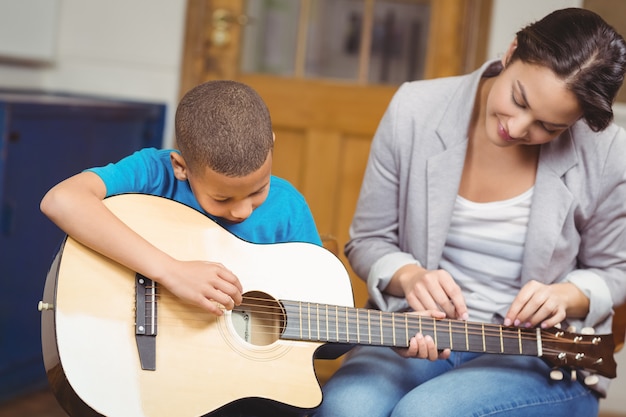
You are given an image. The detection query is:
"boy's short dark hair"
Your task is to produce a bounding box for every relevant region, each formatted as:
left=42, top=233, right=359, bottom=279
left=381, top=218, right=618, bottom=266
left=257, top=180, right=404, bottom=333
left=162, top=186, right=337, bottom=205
left=175, top=80, right=274, bottom=176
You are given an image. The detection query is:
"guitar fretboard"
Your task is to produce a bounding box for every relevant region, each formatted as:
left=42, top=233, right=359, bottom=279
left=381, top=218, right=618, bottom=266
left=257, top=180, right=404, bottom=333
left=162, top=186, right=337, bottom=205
left=281, top=300, right=540, bottom=356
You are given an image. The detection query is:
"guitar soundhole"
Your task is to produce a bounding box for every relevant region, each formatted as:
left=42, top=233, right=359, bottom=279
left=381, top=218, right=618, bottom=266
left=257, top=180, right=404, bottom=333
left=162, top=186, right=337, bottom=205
left=231, top=291, right=285, bottom=346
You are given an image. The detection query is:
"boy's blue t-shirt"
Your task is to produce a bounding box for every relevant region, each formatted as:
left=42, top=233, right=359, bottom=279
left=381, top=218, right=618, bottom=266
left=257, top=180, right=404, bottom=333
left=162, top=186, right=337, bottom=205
left=87, top=148, right=321, bottom=246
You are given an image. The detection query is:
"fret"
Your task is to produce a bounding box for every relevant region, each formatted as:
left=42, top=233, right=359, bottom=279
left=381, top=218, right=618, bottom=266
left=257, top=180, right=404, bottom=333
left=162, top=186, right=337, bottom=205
left=337, top=306, right=355, bottom=344
left=502, top=327, right=521, bottom=354
left=465, top=322, right=469, bottom=350
left=380, top=311, right=395, bottom=346
left=299, top=302, right=304, bottom=340
left=450, top=321, right=468, bottom=351
left=433, top=318, right=452, bottom=350
left=356, top=308, right=361, bottom=343
left=356, top=309, right=371, bottom=345
left=481, top=323, right=486, bottom=351
left=316, top=304, right=320, bottom=341
left=334, top=305, right=339, bottom=342
left=484, top=324, right=503, bottom=353
left=325, top=304, right=329, bottom=341
left=328, top=305, right=338, bottom=342
left=345, top=307, right=350, bottom=343
left=392, top=313, right=396, bottom=346
left=463, top=322, right=486, bottom=352
left=508, top=327, right=539, bottom=356
left=368, top=310, right=382, bottom=345
left=536, top=328, right=542, bottom=356
left=404, top=314, right=409, bottom=346
left=405, top=315, right=418, bottom=343
left=356, top=308, right=372, bottom=345
left=313, top=302, right=321, bottom=341
left=300, top=302, right=311, bottom=340
left=307, top=302, right=312, bottom=341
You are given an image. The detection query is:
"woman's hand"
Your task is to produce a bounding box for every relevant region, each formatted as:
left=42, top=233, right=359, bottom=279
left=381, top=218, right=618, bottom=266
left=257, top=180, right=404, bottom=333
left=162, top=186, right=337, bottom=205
left=505, top=280, right=589, bottom=329
left=387, top=264, right=469, bottom=320
left=394, top=310, right=451, bottom=360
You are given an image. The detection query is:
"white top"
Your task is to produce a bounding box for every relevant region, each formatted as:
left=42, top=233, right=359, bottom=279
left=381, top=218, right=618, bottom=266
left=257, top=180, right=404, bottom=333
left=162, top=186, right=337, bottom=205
left=439, top=187, right=534, bottom=323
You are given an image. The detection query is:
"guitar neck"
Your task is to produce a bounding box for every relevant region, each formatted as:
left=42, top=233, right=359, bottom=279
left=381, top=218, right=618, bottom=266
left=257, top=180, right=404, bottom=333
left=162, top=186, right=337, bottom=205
left=280, top=300, right=541, bottom=357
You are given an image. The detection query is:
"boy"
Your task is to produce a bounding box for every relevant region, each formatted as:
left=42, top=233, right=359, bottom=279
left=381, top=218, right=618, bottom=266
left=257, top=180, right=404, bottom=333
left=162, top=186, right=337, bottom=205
left=40, top=80, right=321, bottom=316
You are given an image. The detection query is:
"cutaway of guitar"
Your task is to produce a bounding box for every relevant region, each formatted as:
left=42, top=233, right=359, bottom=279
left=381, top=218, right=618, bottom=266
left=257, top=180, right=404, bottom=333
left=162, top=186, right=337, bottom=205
left=39, top=194, right=617, bottom=417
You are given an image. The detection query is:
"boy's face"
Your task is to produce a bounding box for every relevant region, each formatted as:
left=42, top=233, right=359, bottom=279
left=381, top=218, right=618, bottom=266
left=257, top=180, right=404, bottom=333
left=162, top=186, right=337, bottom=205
left=171, top=151, right=272, bottom=223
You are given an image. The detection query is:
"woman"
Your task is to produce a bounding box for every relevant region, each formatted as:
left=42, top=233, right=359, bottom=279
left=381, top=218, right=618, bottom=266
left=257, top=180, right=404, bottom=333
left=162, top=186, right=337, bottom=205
left=313, top=8, right=626, bottom=417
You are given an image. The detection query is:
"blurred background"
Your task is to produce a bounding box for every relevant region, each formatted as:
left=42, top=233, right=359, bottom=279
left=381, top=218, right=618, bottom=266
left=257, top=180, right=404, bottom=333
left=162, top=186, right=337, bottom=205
left=0, top=1, right=624, bottom=416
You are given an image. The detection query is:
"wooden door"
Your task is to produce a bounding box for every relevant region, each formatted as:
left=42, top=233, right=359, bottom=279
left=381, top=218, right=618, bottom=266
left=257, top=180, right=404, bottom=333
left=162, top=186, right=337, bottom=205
left=180, top=0, right=491, bottom=384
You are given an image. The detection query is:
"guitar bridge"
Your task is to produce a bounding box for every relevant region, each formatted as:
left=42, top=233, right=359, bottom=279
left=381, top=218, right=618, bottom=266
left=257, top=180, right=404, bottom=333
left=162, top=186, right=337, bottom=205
left=135, top=274, right=157, bottom=370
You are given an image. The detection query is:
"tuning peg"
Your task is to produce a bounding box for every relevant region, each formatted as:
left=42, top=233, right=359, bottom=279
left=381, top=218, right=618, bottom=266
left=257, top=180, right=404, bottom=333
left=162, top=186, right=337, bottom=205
left=550, top=369, right=564, bottom=380
left=584, top=374, right=599, bottom=386
left=581, top=327, right=595, bottom=335
left=567, top=325, right=577, bottom=333
left=571, top=370, right=577, bottom=381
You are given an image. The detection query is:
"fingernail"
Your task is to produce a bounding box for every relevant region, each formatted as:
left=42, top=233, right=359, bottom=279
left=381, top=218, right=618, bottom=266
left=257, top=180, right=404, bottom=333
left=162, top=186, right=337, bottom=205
left=504, top=318, right=512, bottom=326
left=514, top=319, right=521, bottom=327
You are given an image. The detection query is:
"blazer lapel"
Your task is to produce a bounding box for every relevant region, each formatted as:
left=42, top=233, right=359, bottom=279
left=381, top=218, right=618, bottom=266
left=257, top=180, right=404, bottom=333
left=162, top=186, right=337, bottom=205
left=426, top=141, right=467, bottom=269
left=522, top=131, right=577, bottom=283
left=426, top=75, right=476, bottom=269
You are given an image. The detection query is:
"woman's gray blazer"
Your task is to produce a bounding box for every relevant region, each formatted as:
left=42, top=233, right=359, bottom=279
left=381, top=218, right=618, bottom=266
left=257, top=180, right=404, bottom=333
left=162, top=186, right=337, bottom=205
left=346, top=61, right=626, bottom=337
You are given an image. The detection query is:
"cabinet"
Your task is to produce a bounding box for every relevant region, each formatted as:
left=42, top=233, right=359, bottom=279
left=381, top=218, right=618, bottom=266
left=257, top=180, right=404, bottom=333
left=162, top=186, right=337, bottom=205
left=0, top=91, right=165, bottom=402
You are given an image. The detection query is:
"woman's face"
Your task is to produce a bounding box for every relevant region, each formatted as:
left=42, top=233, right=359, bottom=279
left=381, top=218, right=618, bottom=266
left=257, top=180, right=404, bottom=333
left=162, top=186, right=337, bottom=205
left=484, top=58, right=583, bottom=147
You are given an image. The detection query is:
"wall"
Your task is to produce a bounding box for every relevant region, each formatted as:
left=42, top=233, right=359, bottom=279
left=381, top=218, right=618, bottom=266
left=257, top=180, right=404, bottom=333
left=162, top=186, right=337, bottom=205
left=0, top=0, right=186, bottom=148
left=0, top=0, right=624, bottom=414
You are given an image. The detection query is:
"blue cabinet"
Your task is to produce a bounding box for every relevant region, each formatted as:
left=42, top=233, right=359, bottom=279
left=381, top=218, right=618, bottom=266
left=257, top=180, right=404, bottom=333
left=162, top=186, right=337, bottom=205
left=0, top=91, right=165, bottom=402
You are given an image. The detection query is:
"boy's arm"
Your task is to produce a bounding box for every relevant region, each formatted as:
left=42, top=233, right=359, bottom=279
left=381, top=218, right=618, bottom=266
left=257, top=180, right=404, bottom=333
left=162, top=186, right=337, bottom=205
left=40, top=171, right=242, bottom=315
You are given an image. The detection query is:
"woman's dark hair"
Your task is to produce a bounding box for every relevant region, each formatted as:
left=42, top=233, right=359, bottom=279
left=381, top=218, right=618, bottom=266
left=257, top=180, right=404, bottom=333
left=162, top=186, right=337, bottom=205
left=510, top=8, right=626, bottom=131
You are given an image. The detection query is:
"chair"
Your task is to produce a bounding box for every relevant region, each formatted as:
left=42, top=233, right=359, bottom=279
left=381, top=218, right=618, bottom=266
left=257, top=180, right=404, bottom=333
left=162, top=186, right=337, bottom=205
left=320, top=234, right=339, bottom=257
left=613, top=303, right=626, bottom=352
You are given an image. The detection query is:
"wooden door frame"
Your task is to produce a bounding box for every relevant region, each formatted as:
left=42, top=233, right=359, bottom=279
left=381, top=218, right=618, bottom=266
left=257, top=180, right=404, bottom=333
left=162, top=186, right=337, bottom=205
left=179, top=0, right=493, bottom=94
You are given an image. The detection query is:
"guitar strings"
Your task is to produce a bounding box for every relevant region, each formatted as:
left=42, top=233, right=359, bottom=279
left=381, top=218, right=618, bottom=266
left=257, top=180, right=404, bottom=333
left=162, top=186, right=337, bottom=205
left=143, top=292, right=602, bottom=349
left=147, top=291, right=581, bottom=344
left=138, top=292, right=609, bottom=375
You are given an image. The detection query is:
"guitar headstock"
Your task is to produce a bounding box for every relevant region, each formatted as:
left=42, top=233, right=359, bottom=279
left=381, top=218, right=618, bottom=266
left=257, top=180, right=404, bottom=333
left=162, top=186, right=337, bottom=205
left=540, top=327, right=617, bottom=379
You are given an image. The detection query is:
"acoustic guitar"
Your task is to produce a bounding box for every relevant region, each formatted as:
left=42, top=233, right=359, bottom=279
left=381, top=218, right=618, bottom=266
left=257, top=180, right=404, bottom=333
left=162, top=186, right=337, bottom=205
left=39, top=194, right=616, bottom=417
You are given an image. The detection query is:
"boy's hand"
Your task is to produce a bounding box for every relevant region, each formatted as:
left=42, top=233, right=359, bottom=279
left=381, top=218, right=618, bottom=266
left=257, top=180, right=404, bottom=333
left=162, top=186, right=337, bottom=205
left=394, top=310, right=451, bottom=360
left=161, top=260, right=243, bottom=316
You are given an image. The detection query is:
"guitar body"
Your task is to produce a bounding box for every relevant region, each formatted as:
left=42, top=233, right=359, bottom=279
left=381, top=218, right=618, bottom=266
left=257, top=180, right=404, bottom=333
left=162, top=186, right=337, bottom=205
left=40, top=194, right=354, bottom=417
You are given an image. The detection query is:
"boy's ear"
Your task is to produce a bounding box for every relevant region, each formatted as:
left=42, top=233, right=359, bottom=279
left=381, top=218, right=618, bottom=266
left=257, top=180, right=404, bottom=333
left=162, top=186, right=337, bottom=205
left=170, top=151, right=189, bottom=181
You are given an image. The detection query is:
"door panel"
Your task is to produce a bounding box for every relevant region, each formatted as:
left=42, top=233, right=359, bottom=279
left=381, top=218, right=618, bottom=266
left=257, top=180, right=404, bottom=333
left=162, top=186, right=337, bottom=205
left=180, top=0, right=492, bottom=385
